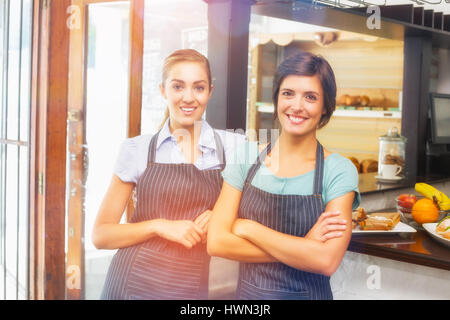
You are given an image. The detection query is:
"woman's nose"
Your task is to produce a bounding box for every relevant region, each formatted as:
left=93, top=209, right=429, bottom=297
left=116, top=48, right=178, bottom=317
left=290, top=97, right=304, bottom=112
left=182, top=89, right=195, bottom=104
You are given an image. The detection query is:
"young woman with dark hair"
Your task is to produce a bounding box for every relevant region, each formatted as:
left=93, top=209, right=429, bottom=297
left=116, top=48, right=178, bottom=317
left=208, top=51, right=360, bottom=300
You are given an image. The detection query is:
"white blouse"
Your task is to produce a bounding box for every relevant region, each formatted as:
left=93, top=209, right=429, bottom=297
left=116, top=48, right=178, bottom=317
left=114, top=119, right=246, bottom=184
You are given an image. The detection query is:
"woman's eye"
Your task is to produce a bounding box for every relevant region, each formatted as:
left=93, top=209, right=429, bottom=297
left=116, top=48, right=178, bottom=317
left=195, top=86, right=205, bottom=92
left=306, top=95, right=317, bottom=101
left=172, top=84, right=183, bottom=90
left=281, top=91, right=293, bottom=96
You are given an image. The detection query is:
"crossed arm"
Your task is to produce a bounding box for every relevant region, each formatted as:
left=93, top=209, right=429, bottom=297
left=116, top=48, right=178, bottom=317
left=207, top=182, right=354, bottom=276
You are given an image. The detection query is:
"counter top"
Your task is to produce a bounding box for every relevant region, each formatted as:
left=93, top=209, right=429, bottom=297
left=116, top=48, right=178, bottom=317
left=359, top=172, right=450, bottom=195
left=349, top=211, right=450, bottom=271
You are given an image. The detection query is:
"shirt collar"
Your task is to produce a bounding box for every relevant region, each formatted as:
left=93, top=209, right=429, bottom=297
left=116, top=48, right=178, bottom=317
left=156, top=119, right=175, bottom=149
left=156, top=118, right=217, bottom=151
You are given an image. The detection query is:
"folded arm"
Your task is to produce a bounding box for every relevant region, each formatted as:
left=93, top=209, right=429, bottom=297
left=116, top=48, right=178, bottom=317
left=207, top=182, right=277, bottom=262
left=233, top=192, right=355, bottom=276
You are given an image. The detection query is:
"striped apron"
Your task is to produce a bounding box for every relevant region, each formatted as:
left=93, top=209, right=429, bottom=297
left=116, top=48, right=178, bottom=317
left=100, top=130, right=225, bottom=300
left=236, top=141, right=333, bottom=300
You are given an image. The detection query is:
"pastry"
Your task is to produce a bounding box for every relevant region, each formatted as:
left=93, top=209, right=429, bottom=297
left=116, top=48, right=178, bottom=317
left=352, top=207, right=367, bottom=229
left=360, top=95, right=370, bottom=106
left=359, top=212, right=400, bottom=231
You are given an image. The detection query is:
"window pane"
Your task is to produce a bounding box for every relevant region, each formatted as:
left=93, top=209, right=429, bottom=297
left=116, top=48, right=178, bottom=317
left=0, top=1, right=4, bottom=125
left=19, top=0, right=32, bottom=143
left=81, top=1, right=130, bottom=300
left=0, top=143, right=4, bottom=300
left=0, top=0, right=31, bottom=301
left=5, top=144, right=18, bottom=300
left=141, top=0, right=208, bottom=134
left=17, top=145, right=28, bottom=299
left=6, top=0, right=21, bottom=141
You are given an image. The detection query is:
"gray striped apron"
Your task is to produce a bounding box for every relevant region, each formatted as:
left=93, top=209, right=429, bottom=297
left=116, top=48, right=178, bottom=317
left=236, top=141, right=333, bottom=300
left=100, top=130, right=225, bottom=300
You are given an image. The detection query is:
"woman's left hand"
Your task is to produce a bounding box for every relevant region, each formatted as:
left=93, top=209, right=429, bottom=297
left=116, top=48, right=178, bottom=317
left=194, top=210, right=212, bottom=243
left=305, top=211, right=347, bottom=243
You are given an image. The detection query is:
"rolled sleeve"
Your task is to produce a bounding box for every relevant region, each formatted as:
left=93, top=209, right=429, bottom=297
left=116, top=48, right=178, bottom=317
left=324, top=157, right=361, bottom=210
left=114, top=138, right=139, bottom=184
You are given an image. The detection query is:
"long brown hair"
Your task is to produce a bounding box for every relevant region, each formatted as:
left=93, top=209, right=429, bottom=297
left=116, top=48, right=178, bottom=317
left=158, top=49, right=212, bottom=129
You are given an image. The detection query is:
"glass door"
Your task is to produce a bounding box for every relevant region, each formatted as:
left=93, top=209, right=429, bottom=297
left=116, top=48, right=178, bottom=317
left=66, top=0, right=135, bottom=300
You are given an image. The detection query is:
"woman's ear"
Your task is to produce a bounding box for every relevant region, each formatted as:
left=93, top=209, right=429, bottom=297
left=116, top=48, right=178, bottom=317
left=208, top=84, right=214, bottom=98
left=159, top=83, right=166, bottom=99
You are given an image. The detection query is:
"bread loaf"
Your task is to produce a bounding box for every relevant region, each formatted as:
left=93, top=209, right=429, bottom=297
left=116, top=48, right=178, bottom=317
left=360, top=159, right=378, bottom=173
left=360, top=95, right=370, bottom=106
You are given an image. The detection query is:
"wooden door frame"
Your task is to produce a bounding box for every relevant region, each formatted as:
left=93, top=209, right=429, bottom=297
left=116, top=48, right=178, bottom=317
left=29, top=0, right=144, bottom=300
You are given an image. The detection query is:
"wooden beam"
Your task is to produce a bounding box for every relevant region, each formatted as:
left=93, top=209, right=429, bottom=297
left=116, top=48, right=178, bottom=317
left=128, top=0, right=144, bottom=139
left=126, top=0, right=144, bottom=221
left=66, top=0, right=88, bottom=300
left=30, top=0, right=71, bottom=300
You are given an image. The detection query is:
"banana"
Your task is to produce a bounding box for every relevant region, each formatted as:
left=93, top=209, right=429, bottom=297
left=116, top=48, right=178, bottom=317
left=439, top=201, right=450, bottom=211
left=415, top=183, right=450, bottom=211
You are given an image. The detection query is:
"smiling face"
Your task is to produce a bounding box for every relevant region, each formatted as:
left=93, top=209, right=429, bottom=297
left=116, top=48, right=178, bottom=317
left=276, top=74, right=326, bottom=138
left=160, top=61, right=212, bottom=131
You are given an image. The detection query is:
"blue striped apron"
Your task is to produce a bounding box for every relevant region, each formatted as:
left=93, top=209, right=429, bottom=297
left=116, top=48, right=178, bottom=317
left=100, top=130, right=225, bottom=300
left=236, top=141, right=333, bottom=300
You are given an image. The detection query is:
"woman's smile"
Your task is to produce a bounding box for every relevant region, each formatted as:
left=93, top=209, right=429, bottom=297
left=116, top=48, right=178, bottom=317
left=285, top=113, right=309, bottom=125
left=180, top=105, right=198, bottom=116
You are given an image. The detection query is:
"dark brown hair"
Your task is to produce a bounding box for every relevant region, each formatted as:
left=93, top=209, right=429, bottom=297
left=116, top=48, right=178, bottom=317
left=272, top=51, right=336, bottom=129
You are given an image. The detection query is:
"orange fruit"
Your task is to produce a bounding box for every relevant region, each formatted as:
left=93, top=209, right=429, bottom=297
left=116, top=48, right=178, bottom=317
left=411, top=198, right=439, bottom=224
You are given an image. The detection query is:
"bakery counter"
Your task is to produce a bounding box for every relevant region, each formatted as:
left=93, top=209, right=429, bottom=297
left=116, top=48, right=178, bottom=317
left=358, top=172, right=450, bottom=195
left=349, top=218, right=450, bottom=271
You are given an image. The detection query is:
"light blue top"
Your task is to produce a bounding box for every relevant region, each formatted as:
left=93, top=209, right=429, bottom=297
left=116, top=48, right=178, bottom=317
left=221, top=141, right=361, bottom=210
left=114, top=119, right=246, bottom=184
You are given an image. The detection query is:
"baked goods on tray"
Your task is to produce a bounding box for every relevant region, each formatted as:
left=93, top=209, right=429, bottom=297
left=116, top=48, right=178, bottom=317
left=352, top=207, right=367, bottom=229
left=352, top=207, right=400, bottom=231
left=359, top=212, right=401, bottom=231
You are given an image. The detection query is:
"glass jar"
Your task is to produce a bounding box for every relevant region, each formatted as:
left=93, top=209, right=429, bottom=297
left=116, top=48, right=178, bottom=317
left=378, top=127, right=407, bottom=179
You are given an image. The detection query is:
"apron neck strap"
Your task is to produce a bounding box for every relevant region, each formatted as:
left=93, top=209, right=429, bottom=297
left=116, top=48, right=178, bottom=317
left=147, top=128, right=227, bottom=169
left=244, top=140, right=324, bottom=195
left=147, top=130, right=161, bottom=165
left=213, top=130, right=226, bottom=170
left=313, top=141, right=324, bottom=195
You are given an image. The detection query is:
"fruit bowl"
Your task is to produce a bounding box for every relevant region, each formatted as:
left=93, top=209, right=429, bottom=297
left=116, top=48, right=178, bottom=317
left=395, top=195, right=419, bottom=223
left=396, top=196, right=449, bottom=226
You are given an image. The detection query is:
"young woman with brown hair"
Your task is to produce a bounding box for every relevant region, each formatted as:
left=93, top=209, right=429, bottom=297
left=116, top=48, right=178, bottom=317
left=208, top=51, right=360, bottom=300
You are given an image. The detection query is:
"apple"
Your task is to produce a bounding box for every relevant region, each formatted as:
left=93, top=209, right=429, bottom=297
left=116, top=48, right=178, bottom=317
left=397, top=194, right=417, bottom=209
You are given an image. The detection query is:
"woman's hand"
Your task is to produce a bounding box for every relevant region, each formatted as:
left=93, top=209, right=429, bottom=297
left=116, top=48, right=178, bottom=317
left=155, top=219, right=205, bottom=249
left=194, top=210, right=212, bottom=243
left=305, top=211, right=347, bottom=243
